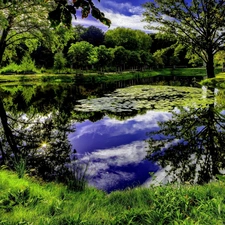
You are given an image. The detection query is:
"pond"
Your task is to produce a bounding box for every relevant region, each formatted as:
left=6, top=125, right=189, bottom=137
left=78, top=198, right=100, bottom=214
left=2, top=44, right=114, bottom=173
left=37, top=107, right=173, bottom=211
left=0, top=80, right=224, bottom=192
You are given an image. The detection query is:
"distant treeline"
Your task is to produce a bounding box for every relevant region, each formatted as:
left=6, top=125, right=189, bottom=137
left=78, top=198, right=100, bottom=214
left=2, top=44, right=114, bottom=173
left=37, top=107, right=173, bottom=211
left=1, top=26, right=208, bottom=74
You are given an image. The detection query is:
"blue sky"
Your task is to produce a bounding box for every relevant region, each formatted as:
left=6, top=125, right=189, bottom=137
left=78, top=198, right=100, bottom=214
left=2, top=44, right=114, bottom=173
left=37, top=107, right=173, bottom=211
left=72, top=0, right=149, bottom=32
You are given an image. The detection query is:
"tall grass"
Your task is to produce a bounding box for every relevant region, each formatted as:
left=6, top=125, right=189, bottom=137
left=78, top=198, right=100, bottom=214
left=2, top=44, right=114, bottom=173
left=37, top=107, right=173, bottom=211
left=1, top=169, right=225, bottom=224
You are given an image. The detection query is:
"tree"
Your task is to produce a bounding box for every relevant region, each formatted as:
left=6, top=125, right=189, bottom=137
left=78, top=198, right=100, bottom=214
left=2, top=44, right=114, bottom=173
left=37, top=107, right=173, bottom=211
left=73, top=25, right=87, bottom=42
left=104, top=27, right=152, bottom=51
left=147, top=101, right=225, bottom=184
left=0, top=0, right=110, bottom=171
left=67, top=41, right=93, bottom=71
left=138, top=50, right=153, bottom=70
left=90, top=45, right=113, bottom=72
left=112, top=46, right=129, bottom=72
left=47, top=0, right=111, bottom=28
left=54, top=51, right=67, bottom=73
left=127, top=51, right=141, bottom=71
left=81, top=26, right=104, bottom=46
left=0, top=0, right=110, bottom=67
left=0, top=0, right=54, bottom=67
left=143, top=0, right=225, bottom=78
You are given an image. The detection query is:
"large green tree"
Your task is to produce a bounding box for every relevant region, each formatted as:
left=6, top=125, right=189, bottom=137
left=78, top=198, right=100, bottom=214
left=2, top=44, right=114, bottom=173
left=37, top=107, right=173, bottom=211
left=68, top=41, right=93, bottom=70
left=0, top=0, right=110, bottom=166
left=90, top=45, right=113, bottom=72
left=143, top=0, right=225, bottom=78
left=0, top=0, right=54, bottom=66
left=81, top=26, right=104, bottom=46
left=104, top=27, right=152, bottom=51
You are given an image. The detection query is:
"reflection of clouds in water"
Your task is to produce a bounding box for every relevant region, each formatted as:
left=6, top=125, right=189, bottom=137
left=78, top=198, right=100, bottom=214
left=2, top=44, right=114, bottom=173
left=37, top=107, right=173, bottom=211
left=68, top=110, right=172, bottom=191
left=80, top=141, right=149, bottom=190
left=89, top=171, right=135, bottom=191
left=70, top=111, right=172, bottom=140
left=82, top=141, right=147, bottom=166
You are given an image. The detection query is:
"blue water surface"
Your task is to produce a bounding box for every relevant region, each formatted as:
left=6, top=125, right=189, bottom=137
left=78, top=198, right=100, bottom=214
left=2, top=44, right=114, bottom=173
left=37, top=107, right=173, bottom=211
left=69, top=110, right=172, bottom=192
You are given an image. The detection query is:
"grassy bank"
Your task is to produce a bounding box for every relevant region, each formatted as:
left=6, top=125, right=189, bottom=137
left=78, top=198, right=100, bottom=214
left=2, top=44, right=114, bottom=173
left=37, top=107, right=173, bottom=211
left=0, top=67, right=219, bottom=85
left=200, top=72, right=225, bottom=88
left=1, top=169, right=225, bottom=224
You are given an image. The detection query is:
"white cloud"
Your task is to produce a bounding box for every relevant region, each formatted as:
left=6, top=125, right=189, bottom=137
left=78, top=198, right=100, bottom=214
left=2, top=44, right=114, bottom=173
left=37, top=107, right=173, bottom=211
left=104, top=11, right=149, bottom=31
left=71, top=1, right=153, bottom=32
left=72, top=13, right=150, bottom=32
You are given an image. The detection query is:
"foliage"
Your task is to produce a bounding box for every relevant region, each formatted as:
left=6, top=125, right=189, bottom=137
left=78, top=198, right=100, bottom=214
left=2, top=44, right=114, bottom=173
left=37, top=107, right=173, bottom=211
left=90, top=45, right=113, bottom=71
left=53, top=52, right=67, bottom=73
left=1, top=169, right=225, bottom=224
left=0, top=55, right=37, bottom=74
left=0, top=0, right=55, bottom=66
left=139, top=50, right=153, bottom=69
left=127, top=51, right=141, bottom=69
left=19, top=54, right=37, bottom=73
left=143, top=0, right=225, bottom=78
left=214, top=51, right=225, bottom=69
left=47, top=0, right=111, bottom=28
left=112, top=46, right=129, bottom=70
left=67, top=41, right=94, bottom=70
left=147, top=102, right=225, bottom=184
left=80, top=25, right=104, bottom=46
left=0, top=63, right=20, bottom=74
left=50, top=24, right=75, bottom=53
left=104, top=27, right=152, bottom=51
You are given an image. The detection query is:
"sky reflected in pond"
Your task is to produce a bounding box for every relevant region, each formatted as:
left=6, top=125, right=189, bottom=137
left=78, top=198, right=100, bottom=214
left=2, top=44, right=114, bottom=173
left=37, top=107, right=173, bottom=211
left=69, top=111, right=172, bottom=192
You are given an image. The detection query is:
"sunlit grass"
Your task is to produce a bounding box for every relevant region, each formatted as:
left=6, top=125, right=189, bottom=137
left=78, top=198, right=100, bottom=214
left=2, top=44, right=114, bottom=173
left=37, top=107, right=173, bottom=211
left=1, top=169, right=225, bottom=224
left=200, top=72, right=225, bottom=88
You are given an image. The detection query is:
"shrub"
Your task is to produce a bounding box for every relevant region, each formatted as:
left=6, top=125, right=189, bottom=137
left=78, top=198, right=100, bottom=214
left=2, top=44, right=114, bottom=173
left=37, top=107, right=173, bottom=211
left=53, top=52, right=67, bottom=73
left=0, top=63, right=19, bottom=74
left=19, top=55, right=37, bottom=74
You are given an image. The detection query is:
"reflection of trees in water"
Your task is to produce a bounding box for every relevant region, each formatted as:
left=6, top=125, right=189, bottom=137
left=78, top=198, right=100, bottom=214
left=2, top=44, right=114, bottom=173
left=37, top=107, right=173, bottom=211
left=0, top=85, right=77, bottom=180
left=0, top=83, right=148, bottom=181
left=147, top=100, right=225, bottom=184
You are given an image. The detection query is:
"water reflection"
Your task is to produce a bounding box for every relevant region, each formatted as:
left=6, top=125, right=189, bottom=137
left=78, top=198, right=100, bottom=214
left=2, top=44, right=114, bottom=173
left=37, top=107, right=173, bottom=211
left=69, top=111, right=171, bottom=192
left=147, top=91, right=225, bottom=184
left=1, top=82, right=220, bottom=192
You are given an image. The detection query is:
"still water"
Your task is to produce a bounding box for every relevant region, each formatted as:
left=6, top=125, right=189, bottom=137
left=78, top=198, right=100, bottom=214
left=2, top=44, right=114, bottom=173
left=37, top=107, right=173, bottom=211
left=1, top=81, right=224, bottom=192
left=69, top=111, right=171, bottom=192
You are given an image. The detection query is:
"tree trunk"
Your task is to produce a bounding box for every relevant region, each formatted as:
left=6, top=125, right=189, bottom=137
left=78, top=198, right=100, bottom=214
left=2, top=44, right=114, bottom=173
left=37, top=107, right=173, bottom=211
left=0, top=15, right=13, bottom=66
left=0, top=98, right=19, bottom=160
left=206, top=50, right=215, bottom=78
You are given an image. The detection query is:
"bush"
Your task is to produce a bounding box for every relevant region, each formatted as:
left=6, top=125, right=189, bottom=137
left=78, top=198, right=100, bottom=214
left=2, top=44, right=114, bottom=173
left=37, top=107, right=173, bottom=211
left=53, top=52, right=67, bottom=73
left=0, top=55, right=37, bottom=75
left=19, top=55, right=37, bottom=74
left=0, top=63, right=19, bottom=74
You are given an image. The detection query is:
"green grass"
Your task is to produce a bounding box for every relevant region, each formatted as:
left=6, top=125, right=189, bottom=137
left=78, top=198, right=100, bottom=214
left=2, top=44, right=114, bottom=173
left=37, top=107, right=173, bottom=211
left=0, top=67, right=216, bottom=85
left=1, top=169, right=225, bottom=224
left=200, top=71, right=225, bottom=88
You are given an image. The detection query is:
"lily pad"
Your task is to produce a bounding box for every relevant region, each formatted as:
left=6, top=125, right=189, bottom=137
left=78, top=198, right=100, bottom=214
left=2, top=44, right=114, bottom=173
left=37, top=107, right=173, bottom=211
left=74, top=85, right=214, bottom=113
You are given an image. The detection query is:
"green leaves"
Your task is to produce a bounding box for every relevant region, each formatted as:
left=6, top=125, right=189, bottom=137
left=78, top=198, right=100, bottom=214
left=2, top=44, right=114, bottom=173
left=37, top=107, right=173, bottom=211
left=48, top=5, right=62, bottom=27
left=48, top=0, right=111, bottom=27
left=99, top=17, right=111, bottom=27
